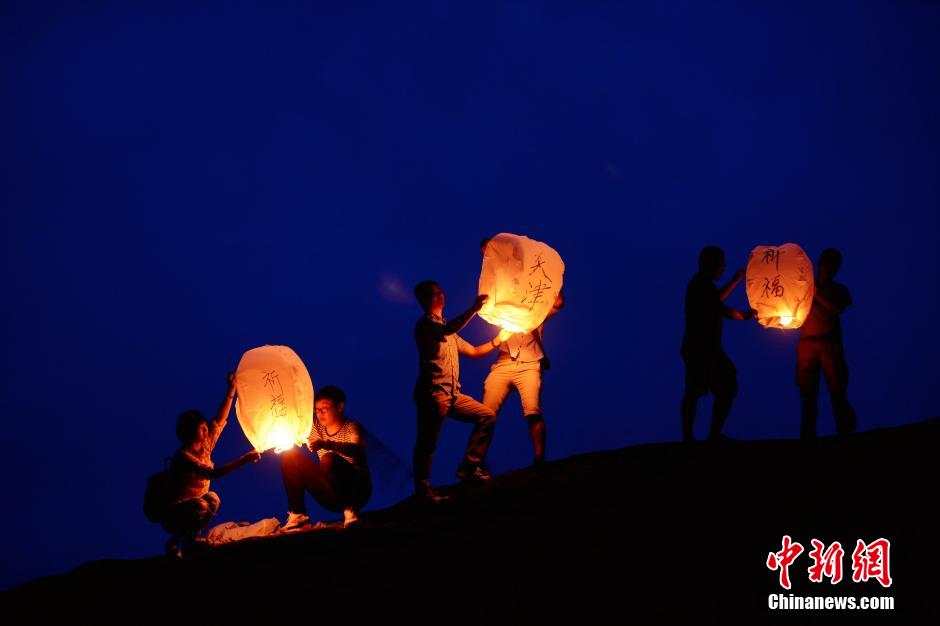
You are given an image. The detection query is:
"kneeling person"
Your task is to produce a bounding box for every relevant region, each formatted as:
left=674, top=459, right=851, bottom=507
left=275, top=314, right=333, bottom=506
left=281, top=386, right=372, bottom=530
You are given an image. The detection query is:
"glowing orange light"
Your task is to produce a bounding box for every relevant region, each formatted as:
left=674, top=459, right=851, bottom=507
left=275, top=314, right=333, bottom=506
left=478, top=233, right=565, bottom=334
left=235, top=345, right=314, bottom=452
left=745, top=243, right=814, bottom=330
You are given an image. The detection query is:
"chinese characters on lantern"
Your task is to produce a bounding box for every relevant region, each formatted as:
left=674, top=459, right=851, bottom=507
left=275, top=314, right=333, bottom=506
left=745, top=243, right=814, bottom=329
left=478, top=233, right=565, bottom=333
left=521, top=255, right=554, bottom=312
left=263, top=370, right=289, bottom=420
left=767, top=536, right=892, bottom=589
left=234, top=345, right=314, bottom=453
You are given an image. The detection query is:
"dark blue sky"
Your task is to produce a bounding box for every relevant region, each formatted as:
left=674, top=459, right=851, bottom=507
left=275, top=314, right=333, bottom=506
left=2, top=1, right=938, bottom=590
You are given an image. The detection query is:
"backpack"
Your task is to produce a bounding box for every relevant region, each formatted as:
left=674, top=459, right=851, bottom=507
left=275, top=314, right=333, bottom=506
left=143, top=457, right=174, bottom=523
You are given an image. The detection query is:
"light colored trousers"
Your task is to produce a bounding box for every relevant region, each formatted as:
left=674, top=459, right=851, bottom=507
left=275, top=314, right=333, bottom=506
left=483, top=361, right=543, bottom=418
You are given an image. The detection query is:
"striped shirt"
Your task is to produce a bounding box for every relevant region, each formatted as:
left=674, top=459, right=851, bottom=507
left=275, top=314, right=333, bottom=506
left=308, top=418, right=369, bottom=471
left=170, top=417, right=225, bottom=504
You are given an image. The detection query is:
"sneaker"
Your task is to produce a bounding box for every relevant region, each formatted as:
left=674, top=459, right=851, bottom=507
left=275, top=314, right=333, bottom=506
left=343, top=508, right=360, bottom=528
left=282, top=511, right=311, bottom=533
left=455, top=463, right=493, bottom=484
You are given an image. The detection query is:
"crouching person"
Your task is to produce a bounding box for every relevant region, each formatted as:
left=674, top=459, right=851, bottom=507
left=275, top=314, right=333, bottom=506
left=280, top=386, right=372, bottom=531
left=163, top=373, right=261, bottom=558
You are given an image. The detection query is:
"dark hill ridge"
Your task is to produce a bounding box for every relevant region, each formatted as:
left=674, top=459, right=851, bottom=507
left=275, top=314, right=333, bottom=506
left=4, top=419, right=938, bottom=624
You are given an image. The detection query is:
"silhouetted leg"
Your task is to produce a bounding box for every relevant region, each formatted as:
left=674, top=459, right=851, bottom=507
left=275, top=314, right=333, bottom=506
left=682, top=356, right=703, bottom=442
left=680, top=394, right=698, bottom=442
left=797, top=338, right=821, bottom=439
left=450, top=393, right=497, bottom=467
left=707, top=354, right=738, bottom=440
left=516, top=367, right=545, bottom=461
left=526, top=414, right=546, bottom=462
left=821, top=339, right=856, bottom=435
left=708, top=395, right=733, bottom=440
left=413, top=392, right=448, bottom=493
left=320, top=452, right=372, bottom=512
left=281, top=448, right=340, bottom=514
left=195, top=491, right=220, bottom=536
left=799, top=391, right=819, bottom=439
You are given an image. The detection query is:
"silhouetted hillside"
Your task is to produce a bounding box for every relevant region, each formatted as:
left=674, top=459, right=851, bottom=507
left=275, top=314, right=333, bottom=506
left=4, top=419, right=937, bottom=624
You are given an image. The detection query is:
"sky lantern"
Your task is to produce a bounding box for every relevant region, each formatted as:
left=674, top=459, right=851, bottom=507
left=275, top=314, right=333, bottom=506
left=745, top=243, right=815, bottom=329
left=479, top=233, right=565, bottom=333
left=234, top=345, right=313, bottom=453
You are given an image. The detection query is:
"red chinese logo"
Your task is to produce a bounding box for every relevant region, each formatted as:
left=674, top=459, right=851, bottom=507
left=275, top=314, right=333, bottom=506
left=851, top=538, right=893, bottom=588
left=807, top=539, right=844, bottom=584
left=767, top=536, right=892, bottom=588
left=766, top=535, right=804, bottom=590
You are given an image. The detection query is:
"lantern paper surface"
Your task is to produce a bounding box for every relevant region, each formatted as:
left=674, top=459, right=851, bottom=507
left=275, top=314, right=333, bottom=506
left=234, top=345, right=313, bottom=452
left=745, top=243, right=814, bottom=329
left=478, top=233, right=565, bottom=333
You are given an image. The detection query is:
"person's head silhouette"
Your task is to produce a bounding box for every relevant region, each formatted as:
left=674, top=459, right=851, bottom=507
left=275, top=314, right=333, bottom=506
left=698, top=245, right=726, bottom=281
left=415, top=280, right=445, bottom=315
left=818, top=248, right=843, bottom=281
left=176, top=410, right=208, bottom=447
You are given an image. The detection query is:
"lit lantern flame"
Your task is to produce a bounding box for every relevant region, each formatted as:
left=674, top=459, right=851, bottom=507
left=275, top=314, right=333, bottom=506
left=478, top=233, right=565, bottom=334
left=269, top=424, right=295, bottom=454
left=745, top=243, right=814, bottom=330
left=234, top=345, right=314, bottom=453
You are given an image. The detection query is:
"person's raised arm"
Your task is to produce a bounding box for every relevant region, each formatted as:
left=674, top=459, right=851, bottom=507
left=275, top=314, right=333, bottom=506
left=211, top=449, right=262, bottom=479
left=723, top=304, right=757, bottom=321
left=214, top=373, right=237, bottom=426
left=458, top=328, right=513, bottom=359
left=443, top=295, right=488, bottom=335
left=718, top=269, right=746, bottom=302
left=812, top=283, right=851, bottom=316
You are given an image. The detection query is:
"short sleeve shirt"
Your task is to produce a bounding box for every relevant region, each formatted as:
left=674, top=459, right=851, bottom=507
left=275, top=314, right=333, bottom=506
left=308, top=418, right=369, bottom=471
left=170, top=417, right=225, bottom=504
left=681, top=273, right=728, bottom=357
left=495, top=330, right=544, bottom=369
left=415, top=313, right=472, bottom=395
left=800, top=280, right=851, bottom=339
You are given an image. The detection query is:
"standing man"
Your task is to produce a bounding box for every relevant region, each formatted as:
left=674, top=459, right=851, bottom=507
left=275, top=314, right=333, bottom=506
left=412, top=280, right=510, bottom=503
left=680, top=246, right=756, bottom=443
left=480, top=238, right=564, bottom=468
left=796, top=248, right=856, bottom=439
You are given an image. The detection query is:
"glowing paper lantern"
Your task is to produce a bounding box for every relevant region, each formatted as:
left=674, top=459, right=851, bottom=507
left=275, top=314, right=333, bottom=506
left=745, top=243, right=814, bottom=329
left=234, top=345, right=313, bottom=452
left=479, top=233, right=565, bottom=333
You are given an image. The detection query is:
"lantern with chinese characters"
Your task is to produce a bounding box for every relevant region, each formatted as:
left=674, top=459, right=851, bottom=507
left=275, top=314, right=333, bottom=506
left=234, top=345, right=313, bottom=452
left=745, top=243, right=814, bottom=329
left=478, top=233, right=565, bottom=333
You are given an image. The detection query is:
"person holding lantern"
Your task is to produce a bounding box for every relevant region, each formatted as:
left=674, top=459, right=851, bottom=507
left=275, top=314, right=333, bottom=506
left=412, top=280, right=511, bottom=503
left=479, top=237, right=565, bottom=468
left=163, top=373, right=262, bottom=558
left=680, top=246, right=757, bottom=443
left=280, top=385, right=372, bottom=531
left=796, top=248, right=857, bottom=439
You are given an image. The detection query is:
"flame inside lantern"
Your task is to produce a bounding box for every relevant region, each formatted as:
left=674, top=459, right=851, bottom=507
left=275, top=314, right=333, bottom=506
left=269, top=423, right=295, bottom=453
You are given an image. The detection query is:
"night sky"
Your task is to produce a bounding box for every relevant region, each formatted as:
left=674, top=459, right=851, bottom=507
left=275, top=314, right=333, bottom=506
left=2, top=1, right=938, bottom=591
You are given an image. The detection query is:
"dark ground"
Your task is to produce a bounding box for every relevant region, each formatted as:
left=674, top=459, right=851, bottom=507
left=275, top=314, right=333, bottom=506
left=3, top=418, right=937, bottom=624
